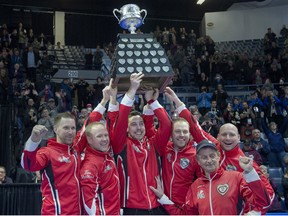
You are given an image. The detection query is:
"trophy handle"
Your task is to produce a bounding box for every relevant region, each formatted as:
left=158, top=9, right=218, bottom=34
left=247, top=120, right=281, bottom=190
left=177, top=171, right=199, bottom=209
left=113, top=9, right=121, bottom=23
left=140, top=9, right=147, bottom=24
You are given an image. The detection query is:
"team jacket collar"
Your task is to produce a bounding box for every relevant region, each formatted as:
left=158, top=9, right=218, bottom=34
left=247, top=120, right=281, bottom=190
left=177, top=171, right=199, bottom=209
left=199, top=167, right=224, bottom=181
left=85, top=145, right=112, bottom=157
left=47, top=138, right=71, bottom=152
left=221, top=144, right=241, bottom=157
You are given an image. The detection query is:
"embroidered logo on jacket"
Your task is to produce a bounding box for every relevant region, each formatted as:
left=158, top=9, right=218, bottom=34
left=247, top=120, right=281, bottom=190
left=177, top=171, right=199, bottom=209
left=226, top=164, right=237, bottom=171
left=81, top=170, right=94, bottom=179
left=180, top=158, right=190, bottom=169
left=104, top=165, right=112, bottom=173
left=167, top=153, right=172, bottom=163
left=217, top=184, right=229, bottom=196
left=132, top=144, right=141, bottom=153
left=58, top=156, right=71, bottom=163
left=197, top=190, right=205, bottom=199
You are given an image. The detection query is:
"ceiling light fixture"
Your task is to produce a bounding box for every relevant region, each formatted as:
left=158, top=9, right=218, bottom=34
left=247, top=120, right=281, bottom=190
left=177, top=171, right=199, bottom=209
left=197, top=0, right=205, bottom=5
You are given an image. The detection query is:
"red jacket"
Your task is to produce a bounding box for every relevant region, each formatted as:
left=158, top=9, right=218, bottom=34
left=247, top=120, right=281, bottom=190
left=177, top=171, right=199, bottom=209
left=177, top=104, right=274, bottom=213
left=21, top=107, right=104, bottom=215
left=161, top=141, right=199, bottom=205
left=160, top=167, right=269, bottom=215
left=22, top=138, right=82, bottom=215
left=111, top=95, right=171, bottom=209
left=80, top=145, right=120, bottom=215
left=143, top=110, right=200, bottom=206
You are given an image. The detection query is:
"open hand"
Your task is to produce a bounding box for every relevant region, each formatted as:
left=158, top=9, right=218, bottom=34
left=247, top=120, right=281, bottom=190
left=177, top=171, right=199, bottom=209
left=149, top=176, right=164, bottom=199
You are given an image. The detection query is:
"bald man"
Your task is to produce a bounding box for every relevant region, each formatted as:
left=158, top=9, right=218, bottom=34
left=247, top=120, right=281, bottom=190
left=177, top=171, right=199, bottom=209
left=165, top=87, right=274, bottom=214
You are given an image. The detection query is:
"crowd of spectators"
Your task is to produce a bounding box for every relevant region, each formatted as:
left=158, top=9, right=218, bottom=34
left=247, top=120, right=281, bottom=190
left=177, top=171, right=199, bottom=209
left=1, top=20, right=288, bottom=212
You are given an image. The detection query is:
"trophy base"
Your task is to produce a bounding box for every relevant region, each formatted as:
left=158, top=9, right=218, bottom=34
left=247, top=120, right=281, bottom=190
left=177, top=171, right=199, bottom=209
left=111, top=33, right=174, bottom=93
left=113, top=73, right=173, bottom=93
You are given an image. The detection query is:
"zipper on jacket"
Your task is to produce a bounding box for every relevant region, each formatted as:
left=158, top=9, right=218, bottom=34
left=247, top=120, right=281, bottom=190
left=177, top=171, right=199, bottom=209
left=142, top=148, right=152, bottom=209
left=170, top=151, right=178, bottom=200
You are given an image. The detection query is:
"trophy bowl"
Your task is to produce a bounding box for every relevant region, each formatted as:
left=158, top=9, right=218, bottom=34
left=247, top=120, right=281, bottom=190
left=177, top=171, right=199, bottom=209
left=113, top=4, right=147, bottom=33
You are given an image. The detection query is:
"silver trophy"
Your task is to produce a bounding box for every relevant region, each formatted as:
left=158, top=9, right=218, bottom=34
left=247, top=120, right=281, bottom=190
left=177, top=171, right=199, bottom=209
left=113, top=4, right=147, bottom=34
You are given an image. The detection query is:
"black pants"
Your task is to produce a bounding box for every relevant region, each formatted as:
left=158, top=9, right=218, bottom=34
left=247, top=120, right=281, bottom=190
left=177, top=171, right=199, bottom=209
left=123, top=206, right=167, bottom=215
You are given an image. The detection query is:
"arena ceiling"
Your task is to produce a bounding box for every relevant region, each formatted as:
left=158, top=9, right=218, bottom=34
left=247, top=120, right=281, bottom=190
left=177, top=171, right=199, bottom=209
left=1, top=0, right=266, bottom=21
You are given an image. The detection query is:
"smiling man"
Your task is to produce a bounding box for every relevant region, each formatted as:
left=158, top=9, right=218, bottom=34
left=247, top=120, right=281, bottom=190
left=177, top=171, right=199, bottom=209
left=111, top=72, right=172, bottom=214
left=163, top=87, right=274, bottom=214
left=80, top=122, right=120, bottom=215
left=150, top=140, right=269, bottom=215
left=21, top=112, right=83, bottom=215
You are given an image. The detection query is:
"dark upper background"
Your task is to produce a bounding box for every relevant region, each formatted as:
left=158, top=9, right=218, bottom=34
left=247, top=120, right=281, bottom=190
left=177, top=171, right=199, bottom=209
left=0, top=0, right=267, bottom=46
left=0, top=0, right=266, bottom=21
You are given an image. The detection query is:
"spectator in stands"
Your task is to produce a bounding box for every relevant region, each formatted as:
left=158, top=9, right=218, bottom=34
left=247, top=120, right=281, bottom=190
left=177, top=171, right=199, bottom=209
left=0, top=68, right=9, bottom=104
left=1, top=28, right=9, bottom=48
left=80, top=108, right=89, bottom=120
left=94, top=45, right=103, bottom=70
left=189, top=105, right=202, bottom=121
left=261, top=111, right=288, bottom=169
left=264, top=28, right=277, bottom=47
left=47, top=92, right=64, bottom=118
left=249, top=91, right=265, bottom=131
left=232, top=97, right=243, bottom=112
left=178, top=56, right=192, bottom=86
left=268, top=63, right=284, bottom=84
left=22, top=45, right=41, bottom=83
left=263, top=90, right=283, bottom=125
left=171, top=68, right=182, bottom=86
left=60, top=78, right=74, bottom=111
left=197, top=86, right=212, bottom=116
left=251, top=129, right=270, bottom=166
left=241, top=140, right=262, bottom=166
left=212, top=84, right=228, bottom=110
left=282, top=156, right=288, bottom=209
left=93, top=77, right=105, bottom=106
left=38, top=84, right=53, bottom=103
left=10, top=48, right=22, bottom=69
left=27, top=28, right=35, bottom=46
left=223, top=59, right=239, bottom=85
left=10, top=29, right=19, bottom=49
left=84, top=49, right=93, bottom=70
left=282, top=86, right=288, bottom=112
left=212, top=73, right=225, bottom=89
left=23, top=107, right=38, bottom=143
left=9, top=63, right=24, bottom=84
left=280, top=25, right=288, bottom=38
left=260, top=165, right=284, bottom=213
left=76, top=113, right=85, bottom=131
left=269, top=41, right=280, bottom=60
left=239, top=101, right=254, bottom=141
left=38, top=33, right=47, bottom=51
left=0, top=166, right=13, bottom=184
left=198, top=72, right=210, bottom=92
left=54, top=41, right=64, bottom=50
left=17, top=22, right=27, bottom=51
left=8, top=78, right=21, bottom=103
left=223, top=102, right=241, bottom=127
left=75, top=78, right=89, bottom=109
left=251, top=68, right=265, bottom=86
left=37, top=108, right=55, bottom=147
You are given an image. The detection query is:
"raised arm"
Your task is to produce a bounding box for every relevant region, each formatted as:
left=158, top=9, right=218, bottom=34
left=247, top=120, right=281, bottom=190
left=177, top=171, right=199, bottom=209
left=107, top=80, right=118, bottom=140
left=21, top=125, right=49, bottom=171
left=73, top=85, right=111, bottom=152
left=239, top=156, right=271, bottom=213
left=145, top=88, right=171, bottom=156
left=111, top=72, right=144, bottom=154
left=165, top=87, right=219, bottom=145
